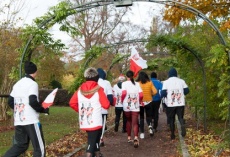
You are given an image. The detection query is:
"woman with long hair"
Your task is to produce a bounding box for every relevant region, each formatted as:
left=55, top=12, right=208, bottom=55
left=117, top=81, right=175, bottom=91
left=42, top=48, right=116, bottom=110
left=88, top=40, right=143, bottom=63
left=121, top=70, right=143, bottom=148
left=136, top=71, right=157, bottom=139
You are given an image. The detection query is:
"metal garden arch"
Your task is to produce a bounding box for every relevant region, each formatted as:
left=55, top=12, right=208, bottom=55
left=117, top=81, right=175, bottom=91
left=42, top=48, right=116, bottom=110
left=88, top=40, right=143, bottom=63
left=20, top=0, right=229, bottom=132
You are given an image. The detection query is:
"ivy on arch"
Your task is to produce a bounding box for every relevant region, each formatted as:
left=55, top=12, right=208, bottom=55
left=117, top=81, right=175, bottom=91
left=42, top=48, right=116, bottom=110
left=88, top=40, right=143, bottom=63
left=146, top=34, right=209, bottom=131
left=16, top=0, right=229, bottom=128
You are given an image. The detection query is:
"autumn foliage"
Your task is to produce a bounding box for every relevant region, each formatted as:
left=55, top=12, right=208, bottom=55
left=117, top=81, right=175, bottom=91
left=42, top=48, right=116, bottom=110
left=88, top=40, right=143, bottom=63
left=163, top=0, right=230, bottom=30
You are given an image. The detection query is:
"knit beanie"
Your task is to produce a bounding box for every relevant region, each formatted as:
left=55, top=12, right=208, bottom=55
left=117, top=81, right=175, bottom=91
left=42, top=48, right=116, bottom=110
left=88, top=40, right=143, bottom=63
left=97, top=68, right=106, bottom=79
left=84, top=67, right=99, bottom=82
left=151, top=72, right=157, bottom=78
left=168, top=68, right=178, bottom=77
left=24, top=61, right=37, bottom=74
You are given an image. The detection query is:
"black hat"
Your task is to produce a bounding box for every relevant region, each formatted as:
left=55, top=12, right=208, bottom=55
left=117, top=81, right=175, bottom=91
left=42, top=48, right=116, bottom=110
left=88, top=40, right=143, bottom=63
left=151, top=72, right=157, bottom=78
left=24, top=61, right=37, bottom=74
left=168, top=67, right=177, bottom=77
left=97, top=68, right=106, bottom=79
left=84, top=67, right=99, bottom=82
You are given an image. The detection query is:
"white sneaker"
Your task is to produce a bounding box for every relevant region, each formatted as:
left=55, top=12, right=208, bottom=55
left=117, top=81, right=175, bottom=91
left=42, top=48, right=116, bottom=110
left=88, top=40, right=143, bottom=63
left=140, top=133, right=145, bottom=139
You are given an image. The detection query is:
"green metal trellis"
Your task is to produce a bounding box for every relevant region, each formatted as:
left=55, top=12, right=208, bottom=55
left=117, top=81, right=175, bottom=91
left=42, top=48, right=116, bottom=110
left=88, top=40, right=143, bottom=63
left=19, top=0, right=229, bottom=133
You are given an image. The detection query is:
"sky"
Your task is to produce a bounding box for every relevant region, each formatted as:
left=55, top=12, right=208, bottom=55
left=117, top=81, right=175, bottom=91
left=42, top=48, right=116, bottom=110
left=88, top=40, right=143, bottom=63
left=1, top=0, right=164, bottom=46
left=17, top=0, right=71, bottom=44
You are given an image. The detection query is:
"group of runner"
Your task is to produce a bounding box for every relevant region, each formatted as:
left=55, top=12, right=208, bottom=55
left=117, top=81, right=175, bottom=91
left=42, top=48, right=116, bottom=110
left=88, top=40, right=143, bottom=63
left=4, top=62, right=189, bottom=157
left=70, top=67, right=189, bottom=157
left=112, top=68, right=189, bottom=150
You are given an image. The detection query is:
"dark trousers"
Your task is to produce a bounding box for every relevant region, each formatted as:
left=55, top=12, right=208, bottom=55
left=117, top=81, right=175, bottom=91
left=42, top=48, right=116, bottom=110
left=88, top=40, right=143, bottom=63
left=163, top=103, right=170, bottom=125
left=86, top=129, right=102, bottom=154
left=139, top=103, right=152, bottom=133
left=167, top=106, right=185, bottom=136
left=4, top=123, right=45, bottom=157
left=151, top=100, right=161, bottom=129
left=115, top=107, right=127, bottom=131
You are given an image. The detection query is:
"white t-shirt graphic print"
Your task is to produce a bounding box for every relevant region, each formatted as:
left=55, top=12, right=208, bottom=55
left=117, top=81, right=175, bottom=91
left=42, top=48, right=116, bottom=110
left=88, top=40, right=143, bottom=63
left=168, top=89, right=184, bottom=106
left=14, top=97, right=26, bottom=122
left=10, top=77, right=40, bottom=126
left=122, top=81, right=142, bottom=112
left=98, top=78, right=112, bottom=114
left=126, top=93, right=139, bottom=110
left=113, top=84, right=123, bottom=108
left=162, top=77, right=188, bottom=107
left=78, top=91, right=103, bottom=129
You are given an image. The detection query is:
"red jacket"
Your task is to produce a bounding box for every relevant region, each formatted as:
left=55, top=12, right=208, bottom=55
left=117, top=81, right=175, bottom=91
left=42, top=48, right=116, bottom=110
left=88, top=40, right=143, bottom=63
left=69, top=81, right=110, bottom=112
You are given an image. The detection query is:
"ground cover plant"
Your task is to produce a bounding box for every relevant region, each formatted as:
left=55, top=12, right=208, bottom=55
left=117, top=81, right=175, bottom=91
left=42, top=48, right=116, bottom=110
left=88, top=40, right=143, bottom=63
left=184, top=108, right=230, bottom=157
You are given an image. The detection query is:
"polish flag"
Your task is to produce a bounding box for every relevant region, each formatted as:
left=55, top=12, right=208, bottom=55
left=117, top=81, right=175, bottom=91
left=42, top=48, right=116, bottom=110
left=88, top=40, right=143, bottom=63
left=42, top=88, right=58, bottom=109
left=129, top=47, right=148, bottom=77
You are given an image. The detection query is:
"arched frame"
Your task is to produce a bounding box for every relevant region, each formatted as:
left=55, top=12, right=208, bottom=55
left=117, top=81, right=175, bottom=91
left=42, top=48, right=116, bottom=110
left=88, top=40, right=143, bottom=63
left=20, top=0, right=229, bottom=77
left=20, top=0, right=229, bottom=131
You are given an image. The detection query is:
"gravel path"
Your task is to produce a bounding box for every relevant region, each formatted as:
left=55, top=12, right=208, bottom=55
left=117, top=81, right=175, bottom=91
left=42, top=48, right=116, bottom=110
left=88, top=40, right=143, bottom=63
left=99, top=111, right=183, bottom=157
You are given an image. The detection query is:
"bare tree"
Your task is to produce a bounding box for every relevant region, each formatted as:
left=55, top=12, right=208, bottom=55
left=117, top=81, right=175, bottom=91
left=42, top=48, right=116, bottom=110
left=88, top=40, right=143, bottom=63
left=67, top=1, right=150, bottom=54
left=0, top=0, right=27, bottom=120
left=64, top=0, right=151, bottom=79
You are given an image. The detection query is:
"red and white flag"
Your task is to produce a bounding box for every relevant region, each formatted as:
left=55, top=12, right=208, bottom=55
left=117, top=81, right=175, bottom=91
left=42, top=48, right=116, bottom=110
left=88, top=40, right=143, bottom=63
left=42, top=88, right=58, bottom=109
left=129, top=47, right=148, bottom=77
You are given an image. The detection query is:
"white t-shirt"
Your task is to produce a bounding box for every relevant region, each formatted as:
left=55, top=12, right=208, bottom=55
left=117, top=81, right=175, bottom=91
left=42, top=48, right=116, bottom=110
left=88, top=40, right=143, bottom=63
left=113, top=84, right=123, bottom=108
left=162, top=77, right=188, bottom=107
left=10, top=77, right=39, bottom=126
left=122, top=81, right=142, bottom=112
left=78, top=90, right=102, bottom=130
left=98, top=78, right=112, bottom=114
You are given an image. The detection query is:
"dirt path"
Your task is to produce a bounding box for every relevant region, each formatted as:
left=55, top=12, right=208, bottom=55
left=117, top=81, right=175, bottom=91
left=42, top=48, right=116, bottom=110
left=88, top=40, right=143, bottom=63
left=98, top=112, right=181, bottom=157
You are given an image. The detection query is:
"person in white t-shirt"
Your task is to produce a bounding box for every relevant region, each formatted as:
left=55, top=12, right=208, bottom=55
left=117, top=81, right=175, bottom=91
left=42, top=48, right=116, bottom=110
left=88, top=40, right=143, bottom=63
left=161, top=68, right=189, bottom=140
left=121, top=70, right=143, bottom=148
left=4, top=61, right=49, bottom=157
left=97, top=68, right=113, bottom=147
left=113, top=74, right=127, bottom=133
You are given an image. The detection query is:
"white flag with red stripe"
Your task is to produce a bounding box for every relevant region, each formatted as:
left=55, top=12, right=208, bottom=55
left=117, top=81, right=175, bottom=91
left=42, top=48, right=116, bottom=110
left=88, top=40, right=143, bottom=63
left=129, top=47, right=148, bottom=77
left=42, top=88, right=58, bottom=109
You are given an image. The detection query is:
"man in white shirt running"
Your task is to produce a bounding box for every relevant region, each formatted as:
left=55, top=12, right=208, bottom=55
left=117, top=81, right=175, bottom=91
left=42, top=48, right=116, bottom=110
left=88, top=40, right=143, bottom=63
left=161, top=67, right=189, bottom=140
left=4, top=61, right=49, bottom=157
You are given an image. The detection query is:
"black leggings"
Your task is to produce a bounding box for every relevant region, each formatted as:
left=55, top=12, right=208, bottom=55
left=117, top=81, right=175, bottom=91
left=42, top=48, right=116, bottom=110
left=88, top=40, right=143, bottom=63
left=115, top=108, right=127, bottom=130
left=86, top=129, right=102, bottom=153
left=139, top=103, right=152, bottom=133
left=151, top=100, right=161, bottom=129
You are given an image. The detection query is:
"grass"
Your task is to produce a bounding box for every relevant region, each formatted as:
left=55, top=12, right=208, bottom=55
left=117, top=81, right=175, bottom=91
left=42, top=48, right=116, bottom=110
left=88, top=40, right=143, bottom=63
left=0, top=107, right=79, bottom=156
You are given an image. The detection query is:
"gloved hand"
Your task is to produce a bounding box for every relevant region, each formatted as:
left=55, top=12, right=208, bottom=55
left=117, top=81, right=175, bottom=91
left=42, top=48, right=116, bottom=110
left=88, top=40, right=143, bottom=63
left=43, top=108, right=49, bottom=115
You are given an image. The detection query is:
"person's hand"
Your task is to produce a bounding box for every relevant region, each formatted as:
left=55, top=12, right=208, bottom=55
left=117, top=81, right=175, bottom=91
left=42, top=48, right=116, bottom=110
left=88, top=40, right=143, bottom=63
left=43, top=108, right=49, bottom=115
